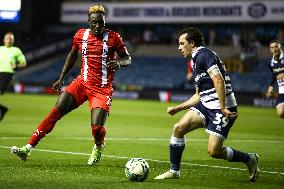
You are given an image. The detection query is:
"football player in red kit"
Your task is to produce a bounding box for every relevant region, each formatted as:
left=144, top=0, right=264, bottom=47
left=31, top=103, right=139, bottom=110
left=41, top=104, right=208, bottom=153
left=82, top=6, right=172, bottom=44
left=11, top=4, right=131, bottom=165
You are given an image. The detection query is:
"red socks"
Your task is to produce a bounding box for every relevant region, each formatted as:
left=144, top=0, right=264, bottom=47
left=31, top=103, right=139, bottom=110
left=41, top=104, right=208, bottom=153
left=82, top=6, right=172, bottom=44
left=28, top=108, right=106, bottom=148
left=91, top=125, right=106, bottom=146
left=28, top=107, right=62, bottom=147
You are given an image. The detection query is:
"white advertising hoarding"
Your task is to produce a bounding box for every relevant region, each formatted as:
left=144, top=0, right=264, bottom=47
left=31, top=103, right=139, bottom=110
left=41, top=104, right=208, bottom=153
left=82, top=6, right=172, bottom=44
left=61, top=1, right=284, bottom=23
left=0, top=0, right=21, bottom=22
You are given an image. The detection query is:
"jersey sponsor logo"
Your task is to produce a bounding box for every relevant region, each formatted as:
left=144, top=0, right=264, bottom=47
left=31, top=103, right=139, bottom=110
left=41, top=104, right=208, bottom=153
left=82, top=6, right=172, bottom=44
left=195, top=72, right=207, bottom=82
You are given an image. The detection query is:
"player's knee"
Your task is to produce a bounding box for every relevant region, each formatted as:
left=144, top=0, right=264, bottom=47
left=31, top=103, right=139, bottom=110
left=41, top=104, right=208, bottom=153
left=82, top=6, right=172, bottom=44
left=173, top=123, right=185, bottom=136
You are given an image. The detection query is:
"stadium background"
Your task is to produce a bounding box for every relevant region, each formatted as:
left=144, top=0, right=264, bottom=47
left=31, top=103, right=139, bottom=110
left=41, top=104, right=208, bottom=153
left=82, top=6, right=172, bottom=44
left=1, top=0, right=283, bottom=107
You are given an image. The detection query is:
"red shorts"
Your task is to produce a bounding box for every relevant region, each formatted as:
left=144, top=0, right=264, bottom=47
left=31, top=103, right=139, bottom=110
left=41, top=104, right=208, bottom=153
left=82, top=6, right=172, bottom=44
left=64, top=77, right=112, bottom=112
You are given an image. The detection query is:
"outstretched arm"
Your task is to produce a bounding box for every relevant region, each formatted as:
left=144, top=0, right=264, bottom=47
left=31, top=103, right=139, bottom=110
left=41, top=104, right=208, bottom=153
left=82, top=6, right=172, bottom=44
left=52, top=47, right=78, bottom=91
left=266, top=66, right=275, bottom=97
left=167, top=88, right=200, bottom=116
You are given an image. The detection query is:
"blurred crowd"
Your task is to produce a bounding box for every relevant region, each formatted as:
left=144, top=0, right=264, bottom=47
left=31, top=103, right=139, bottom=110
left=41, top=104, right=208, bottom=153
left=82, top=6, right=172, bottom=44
left=111, top=24, right=283, bottom=48
left=1, top=23, right=282, bottom=57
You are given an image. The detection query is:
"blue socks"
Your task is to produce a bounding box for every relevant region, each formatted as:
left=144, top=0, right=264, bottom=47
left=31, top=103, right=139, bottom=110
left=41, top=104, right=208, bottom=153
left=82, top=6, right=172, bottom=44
left=169, top=136, right=185, bottom=171
left=224, top=147, right=251, bottom=163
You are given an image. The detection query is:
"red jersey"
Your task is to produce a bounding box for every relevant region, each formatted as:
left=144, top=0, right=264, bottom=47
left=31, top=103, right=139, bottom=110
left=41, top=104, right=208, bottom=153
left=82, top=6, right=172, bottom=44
left=72, top=28, right=127, bottom=95
left=187, top=59, right=193, bottom=74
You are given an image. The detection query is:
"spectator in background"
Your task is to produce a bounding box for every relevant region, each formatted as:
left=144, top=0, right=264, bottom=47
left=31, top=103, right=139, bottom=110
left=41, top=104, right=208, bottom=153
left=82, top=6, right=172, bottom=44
left=208, top=27, right=216, bottom=46
left=0, top=32, right=27, bottom=121
left=143, top=28, right=153, bottom=44
left=240, top=38, right=259, bottom=72
left=232, top=31, right=240, bottom=47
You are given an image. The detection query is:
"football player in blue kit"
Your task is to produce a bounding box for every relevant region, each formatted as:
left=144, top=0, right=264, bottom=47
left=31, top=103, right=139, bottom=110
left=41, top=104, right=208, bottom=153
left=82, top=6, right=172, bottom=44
left=155, top=27, right=259, bottom=182
left=266, top=39, right=284, bottom=119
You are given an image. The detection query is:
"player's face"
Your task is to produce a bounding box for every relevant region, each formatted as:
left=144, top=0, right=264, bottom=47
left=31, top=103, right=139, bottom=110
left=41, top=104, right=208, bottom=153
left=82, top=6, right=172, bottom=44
left=3, top=34, right=14, bottom=47
left=178, top=33, right=193, bottom=58
left=270, top=42, right=281, bottom=57
left=89, top=13, right=105, bottom=36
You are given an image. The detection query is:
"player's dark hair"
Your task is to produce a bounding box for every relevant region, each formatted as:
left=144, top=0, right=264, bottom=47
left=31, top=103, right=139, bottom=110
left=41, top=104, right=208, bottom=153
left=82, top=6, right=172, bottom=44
left=179, top=27, right=205, bottom=47
left=269, top=39, right=281, bottom=46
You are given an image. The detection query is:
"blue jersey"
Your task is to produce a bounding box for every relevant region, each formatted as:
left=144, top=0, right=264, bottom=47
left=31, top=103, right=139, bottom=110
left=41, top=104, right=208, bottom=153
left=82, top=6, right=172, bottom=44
left=269, top=51, right=284, bottom=77
left=192, top=47, right=237, bottom=109
left=269, top=50, right=284, bottom=94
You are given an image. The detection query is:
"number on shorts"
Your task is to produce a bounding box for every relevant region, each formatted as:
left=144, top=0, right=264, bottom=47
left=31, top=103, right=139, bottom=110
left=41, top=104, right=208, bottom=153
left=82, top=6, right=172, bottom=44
left=213, top=113, right=229, bottom=127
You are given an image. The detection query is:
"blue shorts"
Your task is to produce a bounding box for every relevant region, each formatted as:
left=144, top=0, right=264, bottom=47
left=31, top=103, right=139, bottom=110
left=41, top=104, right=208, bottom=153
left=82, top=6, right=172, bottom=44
left=190, top=102, right=237, bottom=140
left=276, top=93, right=284, bottom=108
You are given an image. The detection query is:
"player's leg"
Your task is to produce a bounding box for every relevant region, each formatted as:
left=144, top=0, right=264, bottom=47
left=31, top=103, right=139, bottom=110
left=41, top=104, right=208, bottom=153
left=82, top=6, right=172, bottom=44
left=0, top=104, right=8, bottom=121
left=91, top=108, right=108, bottom=146
left=0, top=72, right=13, bottom=121
left=208, top=134, right=252, bottom=162
left=276, top=105, right=284, bottom=118
left=87, top=108, right=108, bottom=165
left=208, top=134, right=259, bottom=182
left=155, top=108, right=205, bottom=179
left=11, top=92, right=79, bottom=160
left=87, top=93, right=111, bottom=165
left=206, top=106, right=259, bottom=182
left=11, top=78, right=86, bottom=160
left=276, top=95, right=284, bottom=118
left=27, top=92, right=78, bottom=146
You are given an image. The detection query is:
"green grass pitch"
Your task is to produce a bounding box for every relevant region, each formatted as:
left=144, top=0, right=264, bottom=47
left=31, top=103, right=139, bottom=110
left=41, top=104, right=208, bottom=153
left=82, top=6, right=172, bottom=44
left=0, top=93, right=283, bottom=189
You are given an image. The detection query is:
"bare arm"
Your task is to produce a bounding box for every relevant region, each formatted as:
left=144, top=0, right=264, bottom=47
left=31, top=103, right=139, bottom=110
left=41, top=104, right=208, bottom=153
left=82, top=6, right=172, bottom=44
left=167, top=88, right=200, bottom=116
left=52, top=47, right=78, bottom=91
left=266, top=85, right=274, bottom=97
left=211, top=73, right=237, bottom=118
left=211, top=74, right=226, bottom=110
left=266, top=65, right=276, bottom=97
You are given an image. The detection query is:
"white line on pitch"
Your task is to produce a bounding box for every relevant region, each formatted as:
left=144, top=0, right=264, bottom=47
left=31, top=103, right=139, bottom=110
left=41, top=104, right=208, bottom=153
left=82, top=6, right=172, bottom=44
left=1, top=145, right=283, bottom=176
left=1, top=136, right=284, bottom=143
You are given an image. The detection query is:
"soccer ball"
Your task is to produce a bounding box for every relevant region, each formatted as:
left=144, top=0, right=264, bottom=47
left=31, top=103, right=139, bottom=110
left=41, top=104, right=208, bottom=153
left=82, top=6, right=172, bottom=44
left=125, top=158, right=150, bottom=182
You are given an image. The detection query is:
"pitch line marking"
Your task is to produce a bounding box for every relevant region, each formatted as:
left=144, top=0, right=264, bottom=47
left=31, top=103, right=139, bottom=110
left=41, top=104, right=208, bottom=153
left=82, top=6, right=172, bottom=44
left=1, top=137, right=284, bottom=143
left=0, top=145, right=283, bottom=176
